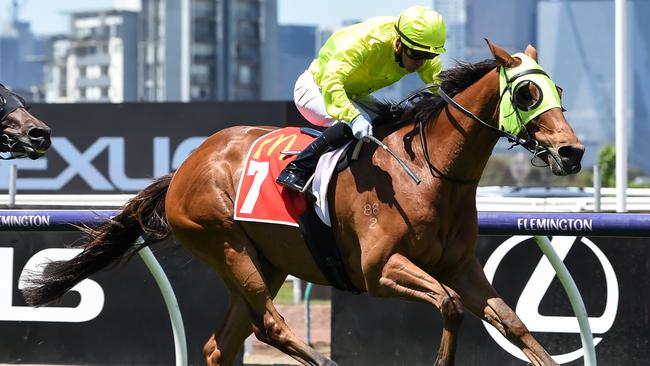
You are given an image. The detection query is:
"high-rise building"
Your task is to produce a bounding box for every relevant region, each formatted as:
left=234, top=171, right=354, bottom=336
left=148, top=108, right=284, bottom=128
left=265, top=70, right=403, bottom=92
left=0, top=14, right=48, bottom=99
left=278, top=25, right=318, bottom=100
left=139, top=0, right=190, bottom=101
left=55, top=10, right=139, bottom=103
left=139, top=0, right=278, bottom=102
left=43, top=36, right=70, bottom=103
left=433, top=0, right=466, bottom=68
left=463, top=0, right=538, bottom=61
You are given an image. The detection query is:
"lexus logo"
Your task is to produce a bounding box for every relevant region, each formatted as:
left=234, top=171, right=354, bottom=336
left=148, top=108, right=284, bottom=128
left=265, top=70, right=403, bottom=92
left=0, top=248, right=104, bottom=322
left=483, top=236, right=619, bottom=364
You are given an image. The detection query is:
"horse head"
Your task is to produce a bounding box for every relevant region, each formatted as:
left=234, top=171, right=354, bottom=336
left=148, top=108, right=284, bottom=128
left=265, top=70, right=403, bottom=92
left=487, top=40, right=584, bottom=176
left=0, top=84, right=51, bottom=160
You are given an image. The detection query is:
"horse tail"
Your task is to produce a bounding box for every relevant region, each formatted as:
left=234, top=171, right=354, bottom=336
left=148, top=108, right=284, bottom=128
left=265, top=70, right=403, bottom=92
left=22, top=173, right=174, bottom=307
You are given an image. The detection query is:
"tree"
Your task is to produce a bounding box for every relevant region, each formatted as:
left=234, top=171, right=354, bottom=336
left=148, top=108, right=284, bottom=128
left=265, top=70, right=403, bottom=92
left=598, top=144, right=616, bottom=187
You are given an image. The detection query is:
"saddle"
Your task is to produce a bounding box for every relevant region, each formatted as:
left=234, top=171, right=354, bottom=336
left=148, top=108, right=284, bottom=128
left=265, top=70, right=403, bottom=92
left=233, top=126, right=360, bottom=293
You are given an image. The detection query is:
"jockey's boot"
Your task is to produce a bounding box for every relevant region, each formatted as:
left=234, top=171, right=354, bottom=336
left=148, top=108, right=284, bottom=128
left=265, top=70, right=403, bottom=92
left=276, top=122, right=352, bottom=193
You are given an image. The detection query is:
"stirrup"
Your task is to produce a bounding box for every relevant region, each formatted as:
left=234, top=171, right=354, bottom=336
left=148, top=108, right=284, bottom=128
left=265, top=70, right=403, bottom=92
left=276, top=170, right=312, bottom=191
left=276, top=172, right=317, bottom=202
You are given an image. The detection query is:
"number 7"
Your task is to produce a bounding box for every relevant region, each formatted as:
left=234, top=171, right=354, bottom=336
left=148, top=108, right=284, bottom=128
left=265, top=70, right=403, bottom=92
left=240, top=161, right=269, bottom=214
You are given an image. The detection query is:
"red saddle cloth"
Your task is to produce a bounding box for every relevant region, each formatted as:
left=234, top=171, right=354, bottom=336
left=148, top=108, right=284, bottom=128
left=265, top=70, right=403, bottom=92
left=234, top=127, right=315, bottom=227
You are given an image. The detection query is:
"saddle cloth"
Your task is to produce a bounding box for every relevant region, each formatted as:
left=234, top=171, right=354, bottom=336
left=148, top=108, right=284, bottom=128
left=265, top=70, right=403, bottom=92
left=233, top=127, right=348, bottom=227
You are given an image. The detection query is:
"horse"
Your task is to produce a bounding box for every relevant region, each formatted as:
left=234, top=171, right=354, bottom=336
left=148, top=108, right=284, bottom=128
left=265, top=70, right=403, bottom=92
left=23, top=40, right=583, bottom=366
left=0, top=84, right=51, bottom=159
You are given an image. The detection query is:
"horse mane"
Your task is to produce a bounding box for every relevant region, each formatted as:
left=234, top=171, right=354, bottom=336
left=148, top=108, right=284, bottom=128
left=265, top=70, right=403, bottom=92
left=365, top=59, right=500, bottom=127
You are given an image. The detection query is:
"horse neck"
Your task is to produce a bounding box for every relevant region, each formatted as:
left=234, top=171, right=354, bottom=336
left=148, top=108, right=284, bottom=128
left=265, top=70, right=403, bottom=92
left=423, top=68, right=502, bottom=184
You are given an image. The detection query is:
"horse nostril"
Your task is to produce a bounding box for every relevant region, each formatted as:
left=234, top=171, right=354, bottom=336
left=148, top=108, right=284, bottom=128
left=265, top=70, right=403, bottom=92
left=558, top=145, right=584, bottom=170
left=28, top=127, right=51, bottom=140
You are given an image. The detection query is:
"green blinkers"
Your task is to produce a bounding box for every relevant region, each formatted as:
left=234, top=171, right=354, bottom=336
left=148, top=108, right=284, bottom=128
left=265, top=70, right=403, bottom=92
left=498, top=53, right=563, bottom=135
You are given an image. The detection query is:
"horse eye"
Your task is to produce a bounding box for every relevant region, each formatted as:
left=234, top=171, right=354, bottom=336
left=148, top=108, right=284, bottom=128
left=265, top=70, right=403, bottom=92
left=514, top=81, right=542, bottom=111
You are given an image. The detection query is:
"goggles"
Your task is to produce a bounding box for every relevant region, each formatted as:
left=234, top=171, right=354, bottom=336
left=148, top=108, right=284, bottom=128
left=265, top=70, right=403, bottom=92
left=403, top=46, right=437, bottom=61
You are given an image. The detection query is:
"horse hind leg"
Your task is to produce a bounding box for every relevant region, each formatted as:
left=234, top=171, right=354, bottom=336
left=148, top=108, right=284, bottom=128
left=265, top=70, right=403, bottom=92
left=449, top=258, right=558, bottom=366
left=370, top=253, right=464, bottom=366
left=203, top=261, right=288, bottom=366
left=202, top=289, right=252, bottom=365
left=178, top=227, right=336, bottom=366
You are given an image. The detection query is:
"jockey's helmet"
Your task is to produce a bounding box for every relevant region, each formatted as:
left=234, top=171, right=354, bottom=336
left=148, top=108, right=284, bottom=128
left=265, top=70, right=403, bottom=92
left=395, top=6, right=447, bottom=55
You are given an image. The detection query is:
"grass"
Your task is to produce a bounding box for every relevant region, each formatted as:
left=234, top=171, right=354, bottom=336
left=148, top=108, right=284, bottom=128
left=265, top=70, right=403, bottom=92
left=273, top=282, right=331, bottom=305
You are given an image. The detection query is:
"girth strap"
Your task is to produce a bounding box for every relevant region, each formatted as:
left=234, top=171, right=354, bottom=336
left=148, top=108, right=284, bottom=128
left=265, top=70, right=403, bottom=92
left=298, top=200, right=361, bottom=294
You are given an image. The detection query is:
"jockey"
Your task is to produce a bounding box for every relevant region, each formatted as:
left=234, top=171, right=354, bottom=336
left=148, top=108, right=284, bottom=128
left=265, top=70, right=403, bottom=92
left=277, top=5, right=447, bottom=193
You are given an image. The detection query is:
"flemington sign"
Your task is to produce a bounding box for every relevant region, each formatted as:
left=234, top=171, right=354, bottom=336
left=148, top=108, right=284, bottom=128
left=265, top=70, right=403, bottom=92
left=0, top=214, right=52, bottom=228
left=516, top=217, right=593, bottom=231
left=478, top=212, right=650, bottom=237
left=0, top=210, right=113, bottom=230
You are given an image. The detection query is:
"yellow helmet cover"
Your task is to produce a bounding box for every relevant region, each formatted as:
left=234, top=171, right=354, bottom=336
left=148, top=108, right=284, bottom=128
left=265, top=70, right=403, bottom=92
left=395, top=6, right=447, bottom=54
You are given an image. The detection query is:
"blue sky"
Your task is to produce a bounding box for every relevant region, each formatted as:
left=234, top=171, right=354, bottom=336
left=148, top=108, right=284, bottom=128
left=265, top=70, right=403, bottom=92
left=0, top=0, right=433, bottom=35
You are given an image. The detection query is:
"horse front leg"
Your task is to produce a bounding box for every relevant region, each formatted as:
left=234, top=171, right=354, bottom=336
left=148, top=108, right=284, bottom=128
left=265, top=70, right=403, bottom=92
left=448, top=257, right=558, bottom=366
left=369, top=253, right=464, bottom=366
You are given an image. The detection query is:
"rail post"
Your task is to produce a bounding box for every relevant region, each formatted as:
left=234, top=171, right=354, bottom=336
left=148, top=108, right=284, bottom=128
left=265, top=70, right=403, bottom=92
left=533, top=235, right=596, bottom=366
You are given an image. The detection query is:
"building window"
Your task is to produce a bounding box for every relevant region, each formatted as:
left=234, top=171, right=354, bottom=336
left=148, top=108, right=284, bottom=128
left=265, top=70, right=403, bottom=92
left=79, top=88, right=86, bottom=98
left=239, top=65, right=251, bottom=85
left=79, top=67, right=86, bottom=77
left=238, top=21, right=260, bottom=39
left=76, top=27, right=92, bottom=39
left=237, top=2, right=260, bottom=18
left=75, top=46, right=98, bottom=57
left=87, top=65, right=101, bottom=78
left=191, top=86, right=210, bottom=100
left=193, top=43, right=215, bottom=56
left=101, top=87, right=109, bottom=98
left=194, top=20, right=216, bottom=42
left=87, top=87, right=100, bottom=99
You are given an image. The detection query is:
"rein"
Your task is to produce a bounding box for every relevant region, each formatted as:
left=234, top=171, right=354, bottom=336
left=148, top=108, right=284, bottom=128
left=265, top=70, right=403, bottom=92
left=391, top=65, right=556, bottom=184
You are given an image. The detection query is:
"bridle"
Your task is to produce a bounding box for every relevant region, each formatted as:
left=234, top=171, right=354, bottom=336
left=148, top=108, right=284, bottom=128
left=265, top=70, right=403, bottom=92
left=392, top=59, right=565, bottom=184
left=0, top=84, right=31, bottom=160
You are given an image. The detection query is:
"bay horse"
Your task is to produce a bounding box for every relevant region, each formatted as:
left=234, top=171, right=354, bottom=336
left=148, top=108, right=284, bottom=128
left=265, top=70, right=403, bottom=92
left=23, top=41, right=583, bottom=366
left=0, top=84, right=51, bottom=159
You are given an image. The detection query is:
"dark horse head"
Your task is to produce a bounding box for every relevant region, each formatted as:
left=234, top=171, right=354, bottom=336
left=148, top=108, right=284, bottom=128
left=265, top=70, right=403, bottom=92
left=0, top=84, right=51, bottom=160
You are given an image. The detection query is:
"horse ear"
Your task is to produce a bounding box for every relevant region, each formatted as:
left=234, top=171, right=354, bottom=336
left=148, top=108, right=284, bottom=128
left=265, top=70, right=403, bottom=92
left=524, top=44, right=538, bottom=61
left=485, top=39, right=517, bottom=68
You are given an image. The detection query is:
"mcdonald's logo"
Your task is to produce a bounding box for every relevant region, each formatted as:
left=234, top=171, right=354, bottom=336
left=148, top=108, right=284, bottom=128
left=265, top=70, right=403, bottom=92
left=252, top=133, right=298, bottom=160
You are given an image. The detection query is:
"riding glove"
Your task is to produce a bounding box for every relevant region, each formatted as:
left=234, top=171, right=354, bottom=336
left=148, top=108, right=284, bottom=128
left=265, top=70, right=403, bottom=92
left=351, top=115, right=373, bottom=141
